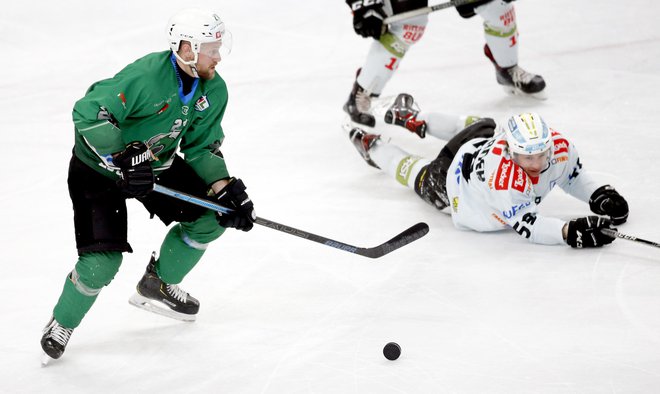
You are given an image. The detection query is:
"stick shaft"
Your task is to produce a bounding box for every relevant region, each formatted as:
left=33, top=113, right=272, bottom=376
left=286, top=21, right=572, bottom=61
left=383, top=0, right=478, bottom=24
left=152, top=184, right=428, bottom=258
left=601, top=228, right=660, bottom=249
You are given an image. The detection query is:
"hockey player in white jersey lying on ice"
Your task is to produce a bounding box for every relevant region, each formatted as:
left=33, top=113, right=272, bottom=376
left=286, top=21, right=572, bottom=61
left=349, top=101, right=629, bottom=247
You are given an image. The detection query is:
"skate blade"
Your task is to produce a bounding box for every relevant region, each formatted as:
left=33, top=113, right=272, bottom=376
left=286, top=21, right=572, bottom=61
left=128, top=293, right=196, bottom=322
left=41, top=353, right=54, bottom=367
left=369, top=95, right=397, bottom=121
left=502, top=85, right=548, bottom=100
left=342, top=115, right=377, bottom=134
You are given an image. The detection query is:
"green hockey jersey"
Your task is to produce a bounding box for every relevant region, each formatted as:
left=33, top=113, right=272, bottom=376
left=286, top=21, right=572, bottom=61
left=72, top=50, right=230, bottom=185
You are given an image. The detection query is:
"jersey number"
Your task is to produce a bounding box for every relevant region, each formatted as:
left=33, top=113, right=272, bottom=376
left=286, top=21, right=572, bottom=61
left=385, top=57, right=398, bottom=71
left=513, top=213, right=537, bottom=239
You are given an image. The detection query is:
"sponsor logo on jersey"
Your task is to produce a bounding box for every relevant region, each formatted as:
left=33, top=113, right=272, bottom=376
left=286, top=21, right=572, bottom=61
left=195, top=95, right=210, bottom=112
left=491, top=213, right=507, bottom=226
left=502, top=201, right=532, bottom=219
left=550, top=156, right=568, bottom=165
left=396, top=156, right=420, bottom=186
left=553, top=138, right=569, bottom=155
left=500, top=8, right=516, bottom=27
left=452, top=197, right=459, bottom=213
left=512, top=165, right=527, bottom=193
left=494, top=158, right=513, bottom=190
left=551, top=130, right=570, bottom=155
left=402, top=25, right=425, bottom=43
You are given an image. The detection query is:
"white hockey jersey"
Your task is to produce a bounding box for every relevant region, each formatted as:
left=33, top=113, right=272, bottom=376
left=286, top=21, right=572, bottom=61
left=445, top=129, right=602, bottom=245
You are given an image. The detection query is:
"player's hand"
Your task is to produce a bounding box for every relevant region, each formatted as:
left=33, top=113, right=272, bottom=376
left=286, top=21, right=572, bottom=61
left=214, top=177, right=256, bottom=232
left=112, top=141, right=154, bottom=198
left=565, top=216, right=616, bottom=248
left=589, top=185, right=629, bottom=225
left=348, top=0, right=386, bottom=39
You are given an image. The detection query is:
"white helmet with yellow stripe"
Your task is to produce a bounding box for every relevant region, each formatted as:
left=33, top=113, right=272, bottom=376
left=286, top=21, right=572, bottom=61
left=504, top=112, right=552, bottom=156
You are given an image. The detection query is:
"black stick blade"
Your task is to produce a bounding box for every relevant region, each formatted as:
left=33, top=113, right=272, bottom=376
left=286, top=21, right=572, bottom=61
left=356, top=222, right=430, bottom=258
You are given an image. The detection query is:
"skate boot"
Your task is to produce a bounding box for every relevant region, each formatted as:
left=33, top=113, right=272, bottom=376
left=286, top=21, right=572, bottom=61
left=343, top=70, right=377, bottom=128
left=348, top=127, right=381, bottom=169
left=484, top=44, right=547, bottom=99
left=384, top=93, right=427, bottom=138
left=41, top=316, right=74, bottom=365
left=128, top=252, right=199, bottom=322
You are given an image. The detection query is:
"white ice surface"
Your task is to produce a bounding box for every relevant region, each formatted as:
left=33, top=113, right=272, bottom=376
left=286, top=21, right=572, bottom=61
left=1, top=1, right=660, bottom=393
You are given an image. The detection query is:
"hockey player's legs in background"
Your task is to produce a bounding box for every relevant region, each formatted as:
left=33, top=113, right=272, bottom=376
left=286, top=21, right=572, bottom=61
left=349, top=117, right=496, bottom=209
left=467, top=0, right=546, bottom=98
left=344, top=0, right=428, bottom=127
left=383, top=93, right=483, bottom=139
left=343, top=0, right=546, bottom=132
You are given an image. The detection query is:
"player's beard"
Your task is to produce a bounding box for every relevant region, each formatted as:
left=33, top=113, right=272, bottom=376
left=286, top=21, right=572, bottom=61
left=197, top=65, right=216, bottom=80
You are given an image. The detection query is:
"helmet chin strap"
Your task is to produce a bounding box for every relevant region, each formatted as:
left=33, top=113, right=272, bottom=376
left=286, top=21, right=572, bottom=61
left=173, top=50, right=200, bottom=78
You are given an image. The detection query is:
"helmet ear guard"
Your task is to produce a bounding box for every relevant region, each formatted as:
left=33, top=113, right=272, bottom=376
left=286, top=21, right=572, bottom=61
left=503, top=112, right=552, bottom=156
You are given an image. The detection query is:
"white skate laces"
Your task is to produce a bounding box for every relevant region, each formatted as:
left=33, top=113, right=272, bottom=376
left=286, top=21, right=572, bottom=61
left=355, top=88, right=372, bottom=114
left=508, top=65, right=535, bottom=87
left=166, top=284, right=189, bottom=303
left=44, top=320, right=73, bottom=347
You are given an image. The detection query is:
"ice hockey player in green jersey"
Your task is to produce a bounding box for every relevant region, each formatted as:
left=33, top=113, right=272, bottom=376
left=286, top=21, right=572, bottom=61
left=40, top=8, right=256, bottom=365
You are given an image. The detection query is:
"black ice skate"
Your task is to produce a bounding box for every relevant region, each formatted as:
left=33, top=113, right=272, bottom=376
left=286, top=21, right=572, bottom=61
left=343, top=70, right=377, bottom=128
left=128, top=252, right=199, bottom=322
left=41, top=316, right=74, bottom=366
left=484, top=44, right=547, bottom=99
left=384, top=93, right=427, bottom=138
left=349, top=127, right=381, bottom=169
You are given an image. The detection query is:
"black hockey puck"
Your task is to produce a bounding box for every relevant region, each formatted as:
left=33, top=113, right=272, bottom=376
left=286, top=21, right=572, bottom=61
left=383, top=342, right=401, bottom=360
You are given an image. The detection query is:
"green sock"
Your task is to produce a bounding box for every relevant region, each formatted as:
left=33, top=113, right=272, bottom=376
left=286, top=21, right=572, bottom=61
left=53, top=276, right=98, bottom=329
left=157, top=225, right=206, bottom=284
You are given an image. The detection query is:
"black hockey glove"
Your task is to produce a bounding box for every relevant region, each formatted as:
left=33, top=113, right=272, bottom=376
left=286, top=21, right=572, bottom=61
left=589, top=185, right=629, bottom=225
left=215, top=177, right=256, bottom=232
left=112, top=141, right=154, bottom=198
left=347, top=0, right=386, bottom=39
left=566, top=216, right=616, bottom=248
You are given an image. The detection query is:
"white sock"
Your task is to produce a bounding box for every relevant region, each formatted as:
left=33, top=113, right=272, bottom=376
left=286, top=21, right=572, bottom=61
left=371, top=142, right=430, bottom=189
left=418, top=112, right=477, bottom=140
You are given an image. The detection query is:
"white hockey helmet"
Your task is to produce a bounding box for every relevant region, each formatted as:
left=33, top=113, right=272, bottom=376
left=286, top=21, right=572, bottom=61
left=503, top=112, right=552, bottom=156
left=166, top=8, right=232, bottom=65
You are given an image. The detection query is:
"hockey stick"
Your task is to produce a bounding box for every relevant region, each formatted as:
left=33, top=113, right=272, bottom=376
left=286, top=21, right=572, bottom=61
left=601, top=228, right=660, bottom=249
left=383, top=0, right=483, bottom=25
left=152, top=184, right=429, bottom=258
